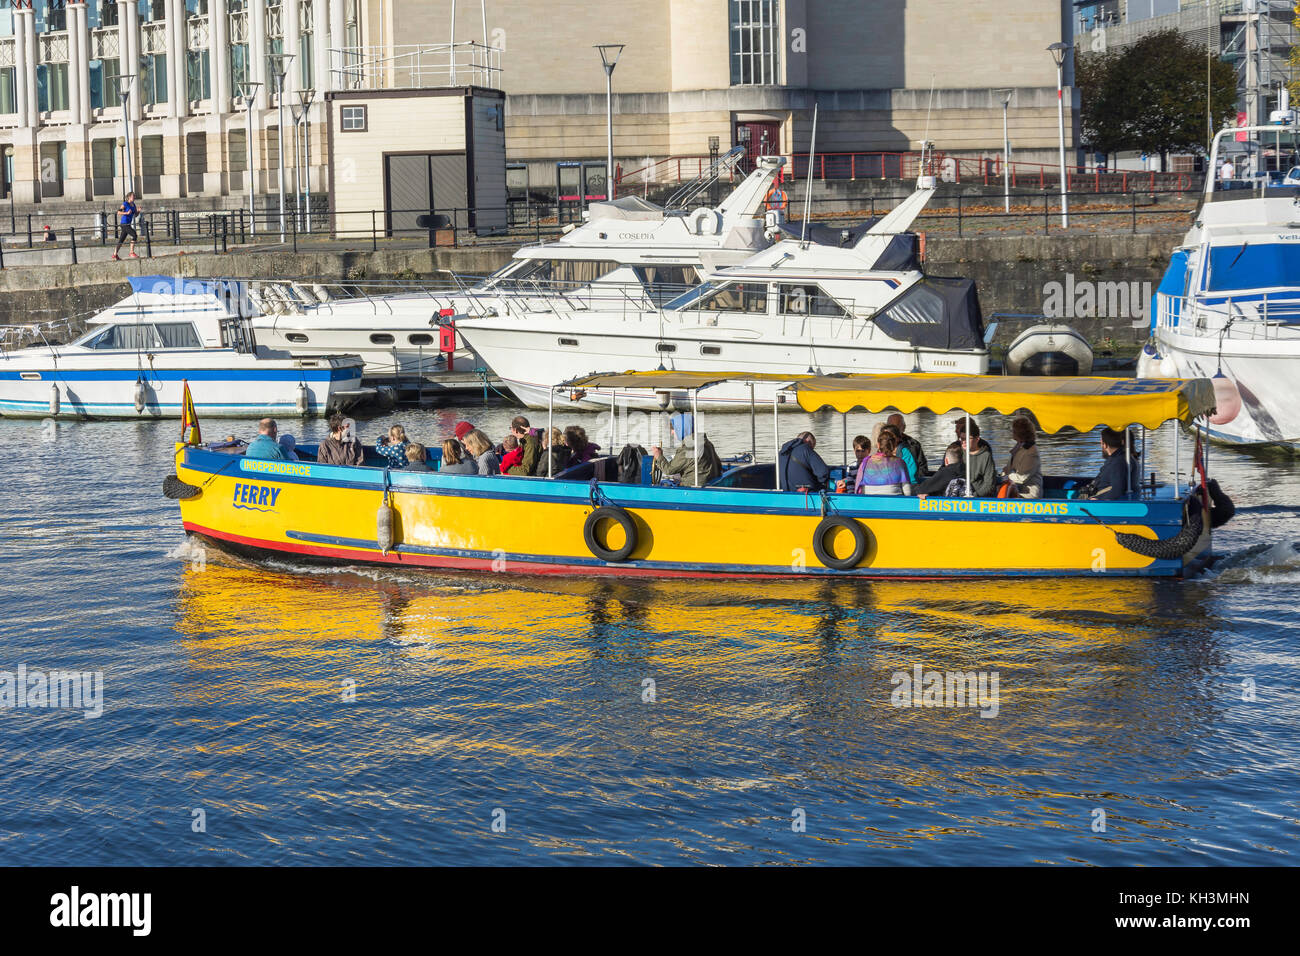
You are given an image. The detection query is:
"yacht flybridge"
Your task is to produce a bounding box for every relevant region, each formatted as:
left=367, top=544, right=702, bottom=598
left=451, top=176, right=993, bottom=409
left=1138, top=123, right=1300, bottom=448
left=249, top=150, right=788, bottom=377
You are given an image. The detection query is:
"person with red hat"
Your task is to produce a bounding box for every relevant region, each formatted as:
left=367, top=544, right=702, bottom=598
left=453, top=420, right=474, bottom=441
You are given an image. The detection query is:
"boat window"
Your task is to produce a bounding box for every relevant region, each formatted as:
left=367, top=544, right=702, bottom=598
left=636, top=264, right=698, bottom=302
left=656, top=342, right=677, bottom=353
left=287, top=333, right=310, bottom=343
left=1205, top=242, right=1300, bottom=292
left=84, top=324, right=159, bottom=350
left=664, top=283, right=712, bottom=311
left=407, top=333, right=434, bottom=345
left=701, top=345, right=721, bottom=355
left=154, top=323, right=202, bottom=348
left=369, top=333, right=396, bottom=345
left=506, top=258, right=621, bottom=287
left=779, top=284, right=849, bottom=317
left=700, top=282, right=768, bottom=313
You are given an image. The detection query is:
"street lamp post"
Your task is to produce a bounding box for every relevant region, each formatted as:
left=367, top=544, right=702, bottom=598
left=595, top=44, right=624, bottom=202
left=117, top=74, right=137, bottom=197
left=239, top=81, right=263, bottom=235
left=267, top=54, right=295, bottom=244
left=1048, top=42, right=1071, bottom=228
left=3, top=145, right=14, bottom=234
left=996, top=89, right=1014, bottom=213
left=296, top=89, right=317, bottom=233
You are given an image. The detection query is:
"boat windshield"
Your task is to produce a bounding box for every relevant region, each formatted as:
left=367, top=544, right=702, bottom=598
left=1205, top=242, right=1300, bottom=292
left=664, top=283, right=712, bottom=310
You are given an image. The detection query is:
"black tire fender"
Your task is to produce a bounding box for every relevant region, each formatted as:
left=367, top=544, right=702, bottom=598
left=812, top=516, right=868, bottom=570
left=584, top=506, right=638, bottom=563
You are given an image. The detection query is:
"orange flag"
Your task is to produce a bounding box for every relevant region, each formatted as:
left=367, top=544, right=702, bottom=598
left=180, top=379, right=202, bottom=446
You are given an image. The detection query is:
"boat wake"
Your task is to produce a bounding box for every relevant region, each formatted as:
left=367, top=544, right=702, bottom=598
left=1207, top=539, right=1300, bottom=584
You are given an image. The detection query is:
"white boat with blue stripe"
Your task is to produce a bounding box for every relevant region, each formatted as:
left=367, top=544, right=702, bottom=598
left=1138, top=123, right=1300, bottom=449
left=0, top=276, right=372, bottom=419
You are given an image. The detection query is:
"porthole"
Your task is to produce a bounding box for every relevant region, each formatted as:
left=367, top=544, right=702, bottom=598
left=408, top=333, right=434, bottom=345
left=369, top=333, right=396, bottom=345
left=286, top=333, right=309, bottom=343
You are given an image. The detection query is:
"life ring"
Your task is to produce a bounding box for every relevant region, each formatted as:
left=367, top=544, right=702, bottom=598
left=583, top=506, right=638, bottom=562
left=765, top=186, right=788, bottom=212
left=812, top=516, right=868, bottom=570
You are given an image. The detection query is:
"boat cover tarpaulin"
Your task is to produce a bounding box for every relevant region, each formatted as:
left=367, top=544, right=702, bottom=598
left=793, top=373, right=1217, bottom=432
left=872, top=276, right=986, bottom=351
left=561, top=370, right=806, bottom=391
left=585, top=196, right=665, bottom=221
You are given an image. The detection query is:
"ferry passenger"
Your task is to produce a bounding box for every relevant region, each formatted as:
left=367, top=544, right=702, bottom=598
left=962, top=421, right=998, bottom=497
left=881, top=423, right=920, bottom=484
left=836, top=435, right=872, bottom=492
left=499, top=434, right=524, bottom=472
left=376, top=425, right=411, bottom=469
left=245, top=418, right=287, bottom=461
left=438, top=438, right=478, bottom=475
left=405, top=443, right=434, bottom=472
left=462, top=428, right=500, bottom=475
left=453, top=420, right=475, bottom=442
left=536, top=427, right=572, bottom=476
left=1078, top=428, right=1130, bottom=501
left=954, top=416, right=991, bottom=455
left=317, top=413, right=365, bottom=466
left=565, top=426, right=601, bottom=464
left=887, top=413, right=930, bottom=477
left=278, top=433, right=300, bottom=461
left=1002, top=416, right=1043, bottom=499
left=650, top=413, right=722, bottom=488
left=507, top=428, right=544, bottom=476
left=855, top=429, right=913, bottom=496
left=916, top=442, right=967, bottom=498
left=779, top=431, right=831, bottom=492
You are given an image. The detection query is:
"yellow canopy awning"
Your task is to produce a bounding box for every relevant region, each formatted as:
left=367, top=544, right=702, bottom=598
left=793, top=373, right=1216, bottom=432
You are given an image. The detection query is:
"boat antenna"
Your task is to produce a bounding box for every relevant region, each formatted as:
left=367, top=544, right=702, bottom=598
left=800, top=102, right=819, bottom=249
left=923, top=75, right=935, bottom=150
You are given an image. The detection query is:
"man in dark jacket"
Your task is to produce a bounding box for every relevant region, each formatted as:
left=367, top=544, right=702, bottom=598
left=1079, top=428, right=1130, bottom=501
left=779, top=431, right=831, bottom=491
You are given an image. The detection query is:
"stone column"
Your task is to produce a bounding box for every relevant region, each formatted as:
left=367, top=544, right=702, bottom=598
left=119, top=0, right=140, bottom=121
left=65, top=2, right=92, bottom=200
left=167, top=0, right=188, bottom=119
left=66, top=3, right=84, bottom=125
left=13, top=5, right=30, bottom=129
left=329, top=0, right=344, bottom=91
left=21, top=5, right=38, bottom=123
left=250, top=0, right=268, bottom=111
left=210, top=0, right=230, bottom=111
left=312, top=0, right=328, bottom=94
left=75, top=2, right=91, bottom=122
left=284, top=0, right=300, bottom=97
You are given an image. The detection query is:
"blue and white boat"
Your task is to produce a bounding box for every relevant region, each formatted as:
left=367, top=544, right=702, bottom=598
left=0, top=276, right=371, bottom=419
left=1138, top=123, right=1300, bottom=449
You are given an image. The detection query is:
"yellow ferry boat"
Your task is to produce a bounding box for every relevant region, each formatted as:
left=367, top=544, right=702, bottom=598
left=165, top=372, right=1229, bottom=579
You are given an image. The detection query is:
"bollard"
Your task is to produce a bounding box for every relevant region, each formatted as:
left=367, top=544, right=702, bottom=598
left=70, top=226, right=77, bottom=264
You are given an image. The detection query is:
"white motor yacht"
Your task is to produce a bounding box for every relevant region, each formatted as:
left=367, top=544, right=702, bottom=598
left=1137, top=122, right=1300, bottom=449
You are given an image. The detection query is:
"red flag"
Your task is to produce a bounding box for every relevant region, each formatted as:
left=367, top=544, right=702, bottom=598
left=180, top=379, right=201, bottom=446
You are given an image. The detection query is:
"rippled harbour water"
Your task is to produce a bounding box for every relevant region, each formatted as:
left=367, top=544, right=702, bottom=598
left=1, top=404, right=1298, bottom=865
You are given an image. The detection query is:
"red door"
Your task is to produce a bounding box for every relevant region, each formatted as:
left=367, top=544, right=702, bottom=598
left=734, top=121, right=780, bottom=174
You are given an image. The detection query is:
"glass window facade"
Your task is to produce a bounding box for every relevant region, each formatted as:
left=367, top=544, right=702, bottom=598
left=729, top=0, right=780, bottom=86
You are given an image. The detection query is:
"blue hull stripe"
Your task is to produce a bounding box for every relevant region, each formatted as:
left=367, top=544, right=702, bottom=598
left=0, top=369, right=355, bottom=383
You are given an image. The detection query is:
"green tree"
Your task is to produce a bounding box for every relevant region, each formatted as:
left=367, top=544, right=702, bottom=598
left=1078, top=29, right=1236, bottom=170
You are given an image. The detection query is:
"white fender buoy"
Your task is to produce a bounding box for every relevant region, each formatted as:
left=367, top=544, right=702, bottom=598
left=377, top=500, right=395, bottom=556
left=49, top=384, right=60, bottom=417
left=689, top=207, right=722, bottom=236
left=134, top=380, right=146, bottom=414
left=1209, top=372, right=1242, bottom=425
left=296, top=382, right=310, bottom=415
